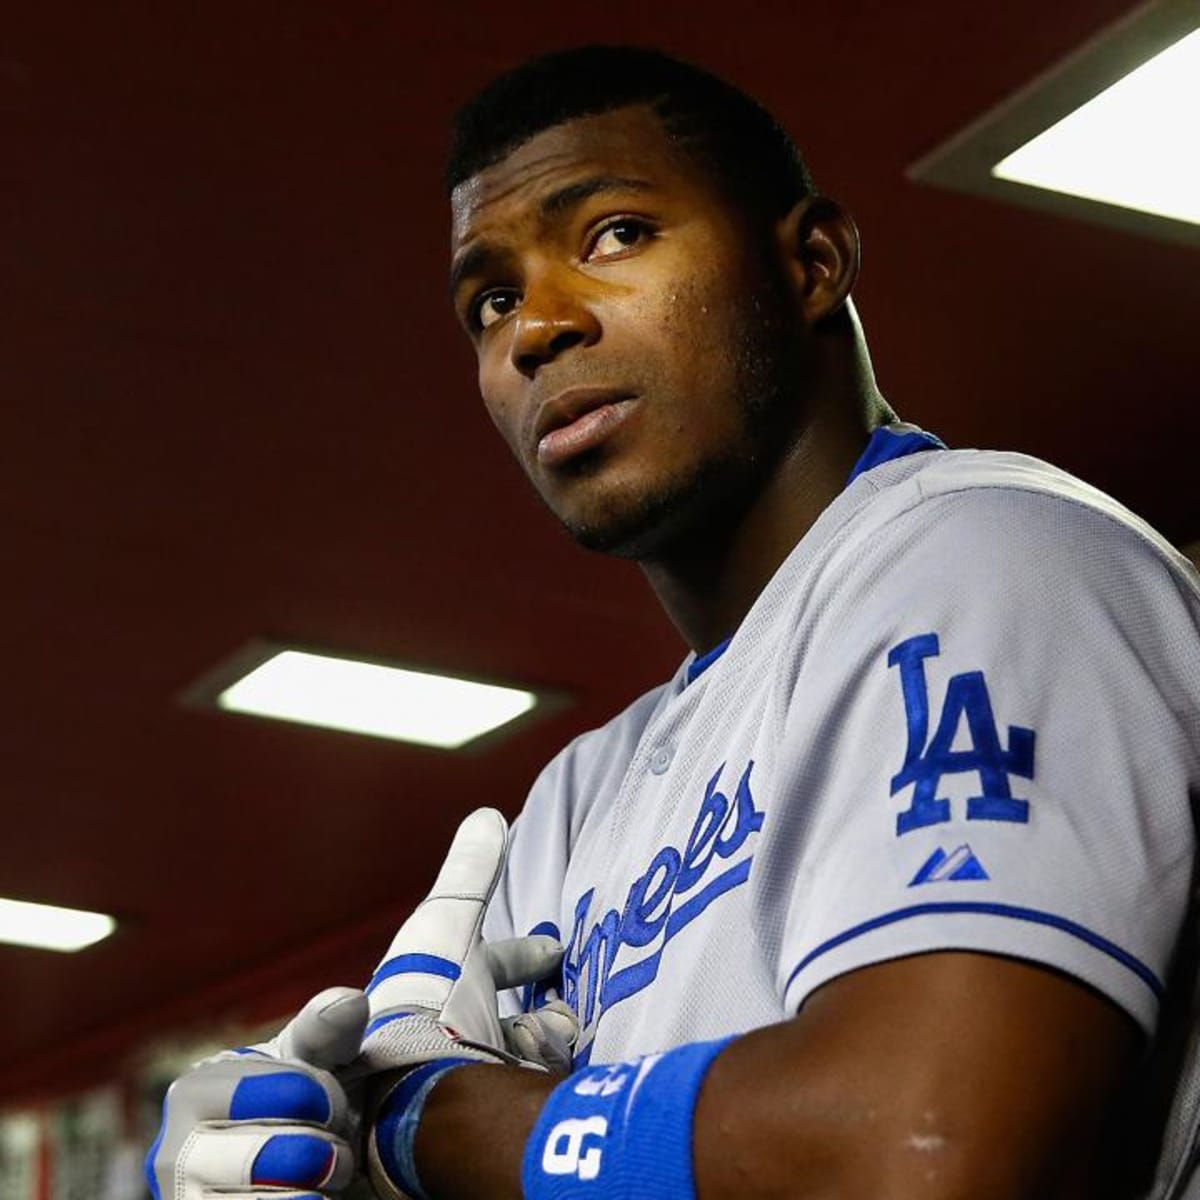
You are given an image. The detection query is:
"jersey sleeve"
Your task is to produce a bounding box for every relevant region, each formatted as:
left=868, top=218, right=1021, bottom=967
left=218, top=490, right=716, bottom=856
left=761, top=484, right=1200, bottom=1035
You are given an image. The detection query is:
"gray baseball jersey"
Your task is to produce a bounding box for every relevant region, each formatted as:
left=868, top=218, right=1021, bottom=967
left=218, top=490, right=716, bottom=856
left=484, top=426, right=1200, bottom=1195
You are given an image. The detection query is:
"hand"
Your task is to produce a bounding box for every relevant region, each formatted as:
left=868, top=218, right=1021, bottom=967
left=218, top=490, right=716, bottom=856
left=145, top=986, right=369, bottom=1200
left=357, top=807, right=574, bottom=1075
left=355, top=808, right=578, bottom=1200
left=503, top=998, right=579, bottom=1074
left=145, top=809, right=576, bottom=1200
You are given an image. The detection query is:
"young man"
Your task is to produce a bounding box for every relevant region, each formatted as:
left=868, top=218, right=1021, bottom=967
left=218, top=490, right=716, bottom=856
left=150, top=47, right=1200, bottom=1200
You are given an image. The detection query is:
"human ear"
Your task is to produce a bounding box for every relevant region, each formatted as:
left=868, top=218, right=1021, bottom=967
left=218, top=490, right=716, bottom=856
left=773, top=196, right=861, bottom=326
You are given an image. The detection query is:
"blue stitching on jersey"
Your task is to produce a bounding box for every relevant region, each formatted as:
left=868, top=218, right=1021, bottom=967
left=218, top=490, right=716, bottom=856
left=664, top=856, right=753, bottom=940
left=567, top=860, right=756, bottom=1069
left=600, top=858, right=754, bottom=1010
left=784, top=902, right=1163, bottom=999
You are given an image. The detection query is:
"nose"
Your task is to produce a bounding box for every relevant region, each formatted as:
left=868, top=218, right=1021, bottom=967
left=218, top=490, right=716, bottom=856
left=509, top=274, right=600, bottom=378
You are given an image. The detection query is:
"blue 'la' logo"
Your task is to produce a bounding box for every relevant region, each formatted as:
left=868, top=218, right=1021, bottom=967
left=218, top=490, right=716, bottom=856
left=888, top=634, right=1035, bottom=836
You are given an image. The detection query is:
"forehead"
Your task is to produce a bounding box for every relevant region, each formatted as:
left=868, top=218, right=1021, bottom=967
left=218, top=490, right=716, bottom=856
left=450, top=105, right=705, bottom=251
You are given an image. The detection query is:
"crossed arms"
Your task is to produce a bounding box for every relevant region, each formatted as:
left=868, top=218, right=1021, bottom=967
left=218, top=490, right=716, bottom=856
left=407, top=950, right=1138, bottom=1200
left=148, top=808, right=1143, bottom=1200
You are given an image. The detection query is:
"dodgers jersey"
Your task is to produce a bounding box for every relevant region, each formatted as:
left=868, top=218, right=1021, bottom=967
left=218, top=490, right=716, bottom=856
left=483, top=425, right=1200, bottom=1194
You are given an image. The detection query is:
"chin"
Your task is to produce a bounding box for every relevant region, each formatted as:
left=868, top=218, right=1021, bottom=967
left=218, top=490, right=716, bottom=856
left=564, top=512, right=666, bottom=558
left=555, top=456, right=756, bottom=561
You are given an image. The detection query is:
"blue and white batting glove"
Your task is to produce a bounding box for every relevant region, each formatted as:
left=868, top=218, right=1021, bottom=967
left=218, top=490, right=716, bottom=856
left=502, top=997, right=579, bottom=1074
left=358, top=807, right=572, bottom=1074
left=145, top=985, right=369, bottom=1200
left=357, top=808, right=579, bottom=1199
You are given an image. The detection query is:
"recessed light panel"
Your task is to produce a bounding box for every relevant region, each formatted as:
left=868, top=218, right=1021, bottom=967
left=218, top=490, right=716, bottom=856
left=0, top=897, right=116, bottom=953
left=909, top=1, right=1200, bottom=247
left=216, top=649, right=539, bottom=748
left=992, top=27, right=1200, bottom=225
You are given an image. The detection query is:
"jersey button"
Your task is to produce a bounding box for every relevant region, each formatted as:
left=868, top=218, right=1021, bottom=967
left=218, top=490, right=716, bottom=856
left=649, top=745, right=674, bottom=775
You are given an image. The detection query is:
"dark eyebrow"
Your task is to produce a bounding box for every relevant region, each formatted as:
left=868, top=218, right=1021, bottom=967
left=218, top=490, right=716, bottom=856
left=538, top=174, right=656, bottom=220
left=448, top=241, right=500, bottom=303
left=449, top=175, right=656, bottom=303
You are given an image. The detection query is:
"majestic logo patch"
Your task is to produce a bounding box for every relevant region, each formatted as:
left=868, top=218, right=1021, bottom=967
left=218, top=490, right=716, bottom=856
left=889, top=633, right=1035, bottom=836
left=560, top=761, right=764, bottom=1050
left=909, top=844, right=990, bottom=885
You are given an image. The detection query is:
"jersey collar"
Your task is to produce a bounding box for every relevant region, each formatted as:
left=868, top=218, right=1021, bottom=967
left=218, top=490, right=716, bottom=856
left=684, top=422, right=945, bottom=685
left=685, top=637, right=733, bottom=684
left=846, top=422, right=946, bottom=486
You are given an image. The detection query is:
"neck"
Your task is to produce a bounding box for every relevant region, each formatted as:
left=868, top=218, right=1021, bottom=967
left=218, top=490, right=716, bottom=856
left=640, top=380, right=894, bottom=655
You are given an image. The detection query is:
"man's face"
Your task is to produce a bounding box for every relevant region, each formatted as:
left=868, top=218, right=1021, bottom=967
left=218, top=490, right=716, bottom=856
left=449, top=105, right=802, bottom=557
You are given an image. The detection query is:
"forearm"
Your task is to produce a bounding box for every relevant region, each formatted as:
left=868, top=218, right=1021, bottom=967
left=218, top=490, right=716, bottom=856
left=406, top=1034, right=817, bottom=1200
left=397, top=955, right=1136, bottom=1200
left=399, top=1036, right=733, bottom=1200
left=412, top=1064, right=557, bottom=1200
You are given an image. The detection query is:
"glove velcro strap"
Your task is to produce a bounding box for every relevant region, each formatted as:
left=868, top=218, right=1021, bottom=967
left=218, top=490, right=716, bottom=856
left=521, top=1036, right=734, bottom=1200
left=369, top=1059, right=474, bottom=1200
left=357, top=1010, right=519, bottom=1076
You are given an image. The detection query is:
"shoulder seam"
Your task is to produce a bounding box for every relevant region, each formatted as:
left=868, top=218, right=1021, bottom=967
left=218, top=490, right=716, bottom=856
left=906, top=456, right=1198, bottom=592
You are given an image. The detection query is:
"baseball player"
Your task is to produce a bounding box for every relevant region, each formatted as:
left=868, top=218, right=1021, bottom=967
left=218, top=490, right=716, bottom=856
left=148, top=46, right=1200, bottom=1200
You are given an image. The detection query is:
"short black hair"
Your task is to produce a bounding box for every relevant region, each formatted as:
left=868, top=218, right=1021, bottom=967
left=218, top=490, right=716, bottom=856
left=446, top=46, right=815, bottom=222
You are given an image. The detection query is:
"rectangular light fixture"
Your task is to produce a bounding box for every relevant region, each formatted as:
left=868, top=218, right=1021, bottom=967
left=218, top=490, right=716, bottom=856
left=991, top=26, right=1200, bottom=225
left=0, top=897, right=116, bottom=953
left=208, top=646, right=542, bottom=749
left=909, top=0, right=1200, bottom=247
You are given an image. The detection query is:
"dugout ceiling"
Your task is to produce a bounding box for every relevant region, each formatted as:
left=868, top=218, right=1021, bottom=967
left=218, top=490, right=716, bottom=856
left=2, top=0, right=1197, bottom=1102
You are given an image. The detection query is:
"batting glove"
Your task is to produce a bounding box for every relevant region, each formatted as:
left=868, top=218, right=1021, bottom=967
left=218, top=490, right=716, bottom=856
left=144, top=985, right=369, bottom=1200
left=357, top=807, right=576, bottom=1074
left=146, top=809, right=576, bottom=1200
left=502, top=998, right=579, bottom=1074
left=357, top=808, right=580, bottom=1200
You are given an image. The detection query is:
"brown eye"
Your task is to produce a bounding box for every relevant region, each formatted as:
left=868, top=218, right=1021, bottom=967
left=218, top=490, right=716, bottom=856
left=475, top=289, right=520, bottom=330
left=587, top=219, right=652, bottom=260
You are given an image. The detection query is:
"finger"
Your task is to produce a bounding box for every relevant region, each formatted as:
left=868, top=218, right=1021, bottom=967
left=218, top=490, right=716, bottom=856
left=368, top=808, right=508, bottom=1012
left=502, top=1013, right=573, bottom=1073
left=181, top=1127, right=353, bottom=1194
left=148, top=1065, right=352, bottom=1200
left=486, top=935, right=564, bottom=989
left=427, top=807, right=508, bottom=898
left=535, top=999, right=581, bottom=1047
left=166, top=1059, right=344, bottom=1127
left=249, top=1132, right=353, bottom=1192
left=276, top=987, right=369, bottom=1069
left=502, top=1014, right=548, bottom=1064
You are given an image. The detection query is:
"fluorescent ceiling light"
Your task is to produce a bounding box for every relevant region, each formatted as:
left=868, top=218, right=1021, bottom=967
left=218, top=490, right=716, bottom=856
left=216, top=649, right=540, bottom=748
left=0, top=897, right=116, bottom=953
left=992, top=27, right=1200, bottom=224
left=908, top=1, right=1200, bottom=247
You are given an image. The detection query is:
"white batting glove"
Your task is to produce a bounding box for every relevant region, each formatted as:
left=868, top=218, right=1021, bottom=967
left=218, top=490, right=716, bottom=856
left=502, top=999, right=579, bottom=1073
left=356, top=808, right=579, bottom=1200
left=144, top=986, right=369, bottom=1200
left=356, top=807, right=576, bottom=1075
left=145, top=810, right=577, bottom=1200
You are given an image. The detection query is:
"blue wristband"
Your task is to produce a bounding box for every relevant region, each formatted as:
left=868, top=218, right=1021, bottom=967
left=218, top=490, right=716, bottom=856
left=372, top=1059, right=473, bottom=1200
left=522, top=1036, right=734, bottom=1200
